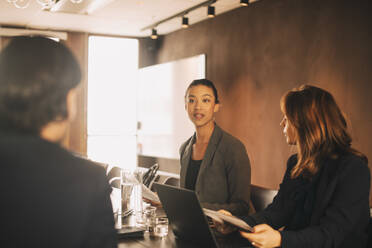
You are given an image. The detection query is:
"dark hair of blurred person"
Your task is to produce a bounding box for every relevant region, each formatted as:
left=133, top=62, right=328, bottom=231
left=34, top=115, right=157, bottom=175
left=0, top=36, right=81, bottom=136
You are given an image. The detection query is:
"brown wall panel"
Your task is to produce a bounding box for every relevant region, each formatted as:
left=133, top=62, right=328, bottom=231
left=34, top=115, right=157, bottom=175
left=0, top=37, right=11, bottom=50
left=63, top=32, right=88, bottom=155
left=140, top=0, right=372, bottom=205
left=138, top=37, right=158, bottom=68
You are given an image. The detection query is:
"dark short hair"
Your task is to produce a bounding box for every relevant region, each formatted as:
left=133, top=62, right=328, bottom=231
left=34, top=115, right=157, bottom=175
left=185, top=79, right=220, bottom=103
left=0, top=36, right=81, bottom=134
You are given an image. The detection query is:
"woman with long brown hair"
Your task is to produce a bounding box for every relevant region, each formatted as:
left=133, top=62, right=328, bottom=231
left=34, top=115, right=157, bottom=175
left=218, top=85, right=370, bottom=248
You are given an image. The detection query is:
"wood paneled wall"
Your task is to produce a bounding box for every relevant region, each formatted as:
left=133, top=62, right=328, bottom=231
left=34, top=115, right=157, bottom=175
left=139, top=0, right=372, bottom=205
left=0, top=36, right=11, bottom=50
left=63, top=32, right=89, bottom=155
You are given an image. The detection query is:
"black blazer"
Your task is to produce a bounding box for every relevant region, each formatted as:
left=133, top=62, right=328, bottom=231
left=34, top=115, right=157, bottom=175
left=0, top=132, right=117, bottom=248
left=179, top=124, right=252, bottom=215
left=243, top=154, right=370, bottom=248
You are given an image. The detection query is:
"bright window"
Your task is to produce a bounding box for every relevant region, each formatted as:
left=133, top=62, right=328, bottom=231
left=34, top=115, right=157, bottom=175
left=87, top=36, right=138, bottom=170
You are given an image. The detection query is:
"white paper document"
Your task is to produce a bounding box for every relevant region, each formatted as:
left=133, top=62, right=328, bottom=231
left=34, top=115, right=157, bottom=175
left=141, top=184, right=161, bottom=205
left=203, top=208, right=253, bottom=232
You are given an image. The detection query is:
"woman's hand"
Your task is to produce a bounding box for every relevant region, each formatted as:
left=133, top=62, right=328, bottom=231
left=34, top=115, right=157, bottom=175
left=213, top=210, right=237, bottom=235
left=239, top=224, right=281, bottom=248
left=143, top=197, right=162, bottom=207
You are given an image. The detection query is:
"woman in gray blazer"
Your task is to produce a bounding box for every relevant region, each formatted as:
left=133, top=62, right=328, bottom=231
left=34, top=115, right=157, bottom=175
left=179, top=79, right=252, bottom=216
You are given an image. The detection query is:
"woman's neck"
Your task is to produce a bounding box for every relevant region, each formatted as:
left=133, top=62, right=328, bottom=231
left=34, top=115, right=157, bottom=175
left=195, top=121, right=215, bottom=144
left=40, top=119, right=69, bottom=144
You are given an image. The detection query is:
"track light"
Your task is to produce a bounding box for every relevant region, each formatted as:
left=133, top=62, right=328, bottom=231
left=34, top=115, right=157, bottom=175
left=207, top=5, right=215, bottom=18
left=141, top=0, right=217, bottom=38
left=151, top=28, right=158, bottom=39
left=182, top=16, right=189, bottom=28
left=240, top=0, right=249, bottom=6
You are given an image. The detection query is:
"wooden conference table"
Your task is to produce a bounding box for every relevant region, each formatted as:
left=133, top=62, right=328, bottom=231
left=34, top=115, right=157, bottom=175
left=118, top=226, right=253, bottom=248
left=118, top=210, right=372, bottom=247
left=118, top=227, right=253, bottom=248
left=117, top=206, right=253, bottom=248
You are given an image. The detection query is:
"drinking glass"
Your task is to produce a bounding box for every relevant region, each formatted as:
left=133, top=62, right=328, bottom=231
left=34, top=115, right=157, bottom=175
left=121, top=169, right=143, bottom=226
left=143, top=205, right=157, bottom=232
left=153, top=217, right=168, bottom=237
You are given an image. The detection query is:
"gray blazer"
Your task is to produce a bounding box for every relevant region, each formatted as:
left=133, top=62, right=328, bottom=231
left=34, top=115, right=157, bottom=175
left=179, top=124, right=252, bottom=215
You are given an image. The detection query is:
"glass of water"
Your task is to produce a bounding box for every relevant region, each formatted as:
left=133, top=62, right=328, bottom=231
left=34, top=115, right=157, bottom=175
left=153, top=217, right=168, bottom=237
left=121, top=169, right=143, bottom=226
left=143, top=205, right=157, bottom=231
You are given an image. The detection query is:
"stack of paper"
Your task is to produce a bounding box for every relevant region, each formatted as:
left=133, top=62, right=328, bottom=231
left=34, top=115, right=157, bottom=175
left=203, top=208, right=253, bottom=232
left=142, top=184, right=161, bottom=205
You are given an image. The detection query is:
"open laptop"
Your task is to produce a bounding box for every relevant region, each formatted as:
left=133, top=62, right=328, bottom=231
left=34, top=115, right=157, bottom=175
left=153, top=183, right=253, bottom=248
left=153, top=182, right=219, bottom=247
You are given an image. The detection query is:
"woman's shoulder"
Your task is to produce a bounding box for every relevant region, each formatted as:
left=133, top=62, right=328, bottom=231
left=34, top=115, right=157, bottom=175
left=179, top=135, right=194, bottom=156
left=286, top=154, right=298, bottom=169
left=319, top=153, right=369, bottom=183
left=219, top=131, right=249, bottom=157
left=218, top=126, right=245, bottom=148
left=334, top=153, right=369, bottom=173
left=340, top=152, right=367, bottom=163
left=279, top=154, right=298, bottom=180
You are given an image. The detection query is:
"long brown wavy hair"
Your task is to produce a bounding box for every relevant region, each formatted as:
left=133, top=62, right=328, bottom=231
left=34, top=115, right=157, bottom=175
left=280, top=85, right=367, bottom=178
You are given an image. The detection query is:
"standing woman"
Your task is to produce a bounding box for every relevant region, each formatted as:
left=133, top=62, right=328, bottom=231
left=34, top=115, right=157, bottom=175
left=220, top=85, right=370, bottom=248
left=179, top=79, right=252, bottom=215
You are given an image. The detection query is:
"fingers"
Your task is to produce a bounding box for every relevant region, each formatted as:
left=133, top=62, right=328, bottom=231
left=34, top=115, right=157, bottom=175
left=240, top=230, right=254, bottom=239
left=251, top=241, right=261, bottom=248
left=252, top=224, right=270, bottom=233
left=218, top=209, right=232, bottom=216
left=240, top=225, right=280, bottom=248
left=145, top=199, right=162, bottom=207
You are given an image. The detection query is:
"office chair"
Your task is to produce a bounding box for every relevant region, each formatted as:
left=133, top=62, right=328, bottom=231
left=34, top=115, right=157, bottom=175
left=107, top=166, right=121, bottom=188
left=163, top=176, right=180, bottom=187
left=106, top=166, right=121, bottom=214
left=250, top=184, right=278, bottom=212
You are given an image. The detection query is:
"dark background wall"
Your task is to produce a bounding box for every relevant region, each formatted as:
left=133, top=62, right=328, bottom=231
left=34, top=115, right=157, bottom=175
left=139, top=0, right=372, bottom=205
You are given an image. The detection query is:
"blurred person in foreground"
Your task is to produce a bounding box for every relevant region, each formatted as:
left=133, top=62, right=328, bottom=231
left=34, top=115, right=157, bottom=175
left=0, top=36, right=117, bottom=248
left=217, top=85, right=370, bottom=248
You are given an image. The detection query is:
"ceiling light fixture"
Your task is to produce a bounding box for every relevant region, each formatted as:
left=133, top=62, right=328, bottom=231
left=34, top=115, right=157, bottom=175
left=5, top=0, right=84, bottom=9
left=141, top=0, right=217, bottom=39
left=50, top=0, right=115, bottom=15
left=240, top=0, right=249, bottom=6
left=182, top=16, right=189, bottom=29
left=207, top=5, right=215, bottom=18
left=151, top=28, right=158, bottom=40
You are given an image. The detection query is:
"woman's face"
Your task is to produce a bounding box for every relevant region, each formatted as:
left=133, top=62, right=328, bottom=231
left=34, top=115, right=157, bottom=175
left=280, top=115, right=297, bottom=145
left=185, top=85, right=219, bottom=128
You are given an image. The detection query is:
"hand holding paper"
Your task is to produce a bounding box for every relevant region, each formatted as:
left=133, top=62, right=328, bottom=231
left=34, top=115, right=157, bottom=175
left=203, top=208, right=253, bottom=233
left=142, top=184, right=161, bottom=205
left=240, top=224, right=282, bottom=248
